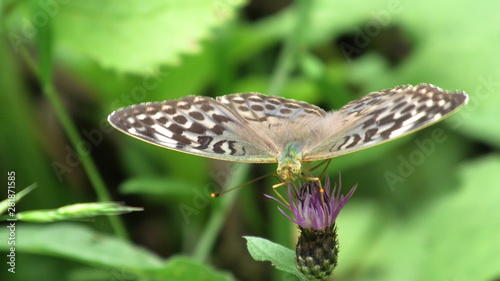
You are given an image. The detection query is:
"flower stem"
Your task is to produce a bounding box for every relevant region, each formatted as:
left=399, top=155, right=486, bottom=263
left=192, top=163, right=249, bottom=262
left=33, top=2, right=129, bottom=240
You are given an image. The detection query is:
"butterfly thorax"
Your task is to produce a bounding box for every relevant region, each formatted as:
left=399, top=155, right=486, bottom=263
left=277, top=142, right=303, bottom=182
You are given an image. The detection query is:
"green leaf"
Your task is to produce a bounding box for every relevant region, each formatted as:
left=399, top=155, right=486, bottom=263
left=14, top=202, right=143, bottom=222
left=66, top=257, right=237, bottom=281
left=0, top=223, right=163, bottom=269
left=51, top=0, right=244, bottom=73
left=0, top=223, right=236, bottom=280
left=396, top=1, right=500, bottom=147
left=244, top=236, right=306, bottom=281
left=146, top=256, right=236, bottom=281
left=337, top=155, right=500, bottom=281
left=256, top=0, right=500, bottom=146
left=315, top=0, right=500, bottom=146
left=418, top=155, right=500, bottom=281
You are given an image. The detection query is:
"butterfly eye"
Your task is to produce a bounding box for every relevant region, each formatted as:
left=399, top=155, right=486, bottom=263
left=292, top=165, right=301, bottom=176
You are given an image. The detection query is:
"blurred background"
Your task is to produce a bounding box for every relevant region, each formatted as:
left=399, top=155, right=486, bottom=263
left=1, top=0, right=499, bottom=280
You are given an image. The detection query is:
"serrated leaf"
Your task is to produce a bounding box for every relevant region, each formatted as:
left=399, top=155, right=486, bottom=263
left=50, top=0, right=244, bottom=73
left=244, top=236, right=306, bottom=281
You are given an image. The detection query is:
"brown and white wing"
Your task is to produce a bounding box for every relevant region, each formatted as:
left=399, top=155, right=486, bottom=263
left=108, top=95, right=278, bottom=163
left=109, top=93, right=327, bottom=163
left=304, top=84, right=469, bottom=160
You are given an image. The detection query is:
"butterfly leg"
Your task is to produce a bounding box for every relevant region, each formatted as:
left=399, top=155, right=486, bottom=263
left=301, top=175, right=323, bottom=191
left=305, top=159, right=332, bottom=201
left=272, top=176, right=291, bottom=206
left=308, top=159, right=332, bottom=178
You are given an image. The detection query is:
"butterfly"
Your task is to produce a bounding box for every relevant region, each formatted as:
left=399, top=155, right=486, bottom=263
left=108, top=84, right=468, bottom=183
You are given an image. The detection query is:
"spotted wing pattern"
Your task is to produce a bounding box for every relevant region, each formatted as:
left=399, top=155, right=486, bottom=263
left=108, top=84, right=468, bottom=166
left=108, top=93, right=325, bottom=163
left=303, top=84, right=468, bottom=160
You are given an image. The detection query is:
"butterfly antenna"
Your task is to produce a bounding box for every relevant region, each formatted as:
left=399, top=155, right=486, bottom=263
left=210, top=172, right=273, bottom=198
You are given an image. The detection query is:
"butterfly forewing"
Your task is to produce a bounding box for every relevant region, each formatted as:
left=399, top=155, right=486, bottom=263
left=108, top=95, right=277, bottom=163
left=303, top=84, right=468, bottom=160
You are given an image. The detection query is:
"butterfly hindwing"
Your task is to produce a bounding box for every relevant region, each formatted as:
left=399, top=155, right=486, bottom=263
left=217, top=93, right=325, bottom=124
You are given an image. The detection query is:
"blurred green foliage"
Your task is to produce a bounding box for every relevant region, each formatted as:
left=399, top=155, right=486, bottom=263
left=1, top=0, right=499, bottom=280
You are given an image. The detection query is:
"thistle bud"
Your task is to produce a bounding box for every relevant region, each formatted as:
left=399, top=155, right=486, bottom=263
left=296, top=225, right=338, bottom=280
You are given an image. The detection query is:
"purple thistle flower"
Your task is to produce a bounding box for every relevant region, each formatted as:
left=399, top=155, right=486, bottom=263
left=266, top=175, right=357, bottom=231
left=266, top=175, right=357, bottom=280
